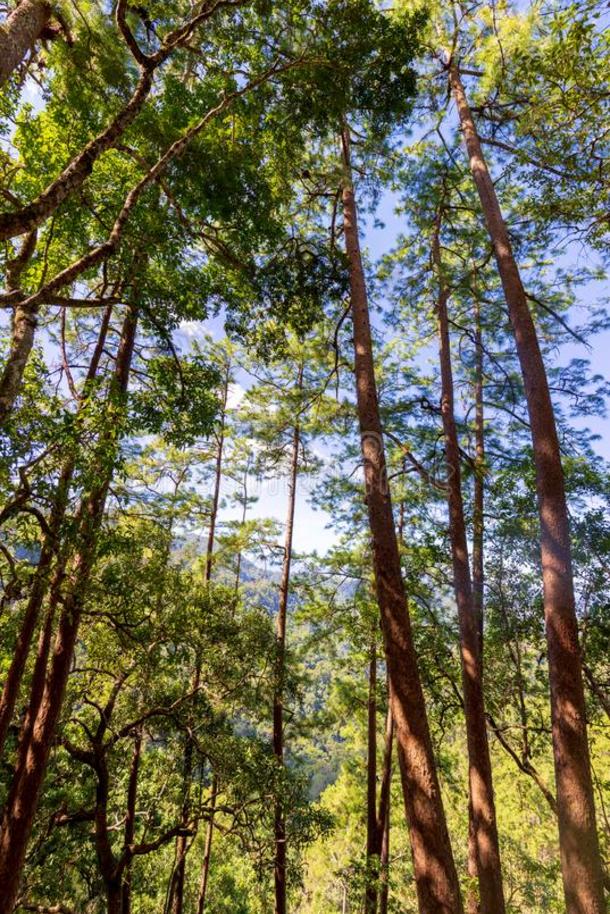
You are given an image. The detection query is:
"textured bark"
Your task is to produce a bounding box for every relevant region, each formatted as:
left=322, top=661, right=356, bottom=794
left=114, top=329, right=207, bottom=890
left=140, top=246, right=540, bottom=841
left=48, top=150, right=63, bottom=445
left=0, top=469, right=66, bottom=756
left=0, top=306, right=113, bottom=756
left=433, top=210, right=505, bottom=914
left=365, top=640, right=379, bottom=914
left=0, top=302, right=38, bottom=423
left=196, top=777, right=218, bottom=914
left=0, top=0, right=51, bottom=85
left=341, top=125, right=463, bottom=914
left=0, top=308, right=137, bottom=913
left=467, top=292, right=485, bottom=914
left=121, top=729, right=143, bottom=914
left=273, top=384, right=301, bottom=914
left=377, top=701, right=393, bottom=914
left=449, top=60, right=606, bottom=914
left=471, top=293, right=485, bottom=654
left=0, top=230, right=38, bottom=422
left=466, top=803, right=479, bottom=914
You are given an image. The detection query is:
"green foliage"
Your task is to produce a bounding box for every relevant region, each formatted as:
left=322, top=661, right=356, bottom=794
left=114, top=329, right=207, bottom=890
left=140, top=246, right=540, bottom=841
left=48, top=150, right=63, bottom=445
left=0, top=2, right=609, bottom=913
left=130, top=353, right=221, bottom=446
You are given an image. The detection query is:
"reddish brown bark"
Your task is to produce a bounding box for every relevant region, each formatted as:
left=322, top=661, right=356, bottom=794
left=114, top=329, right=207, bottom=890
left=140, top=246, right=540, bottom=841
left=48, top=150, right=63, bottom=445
left=341, top=125, right=463, bottom=914
left=449, top=59, right=606, bottom=914
left=273, top=380, right=301, bottom=914
left=0, top=305, right=113, bottom=757
left=0, top=307, right=138, bottom=913
left=471, top=293, right=485, bottom=653
left=0, top=468, right=66, bottom=756
left=467, top=292, right=486, bottom=914
left=377, top=701, right=393, bottom=914
left=0, top=0, right=51, bottom=85
left=433, top=211, right=505, bottom=914
left=365, top=639, right=379, bottom=914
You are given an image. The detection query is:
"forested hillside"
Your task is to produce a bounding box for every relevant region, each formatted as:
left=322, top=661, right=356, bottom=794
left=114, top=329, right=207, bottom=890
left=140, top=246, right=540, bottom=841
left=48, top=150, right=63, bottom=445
left=0, top=1, right=608, bottom=912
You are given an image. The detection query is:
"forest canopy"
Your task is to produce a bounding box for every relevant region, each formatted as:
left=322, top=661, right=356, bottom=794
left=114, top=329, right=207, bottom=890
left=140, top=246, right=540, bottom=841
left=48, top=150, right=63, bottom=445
left=0, top=1, right=609, bottom=913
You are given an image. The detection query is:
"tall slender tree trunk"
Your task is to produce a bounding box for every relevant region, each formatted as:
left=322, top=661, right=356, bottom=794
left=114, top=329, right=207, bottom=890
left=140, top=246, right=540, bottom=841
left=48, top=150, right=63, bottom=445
left=377, top=701, right=393, bottom=914
left=168, top=685, right=197, bottom=914
left=0, top=303, right=113, bottom=758
left=121, top=727, right=143, bottom=914
left=233, top=462, right=250, bottom=595
left=432, top=211, right=505, bottom=914
left=273, top=376, right=302, bottom=914
left=196, top=776, right=218, bottom=914
left=448, top=59, right=606, bottom=914
left=204, top=363, right=230, bottom=582
left=170, top=365, right=230, bottom=914
left=471, top=292, right=485, bottom=653
left=0, top=0, right=51, bottom=85
left=341, top=124, right=463, bottom=914
left=365, top=637, right=379, bottom=914
left=467, top=291, right=486, bottom=914
left=0, top=307, right=138, bottom=914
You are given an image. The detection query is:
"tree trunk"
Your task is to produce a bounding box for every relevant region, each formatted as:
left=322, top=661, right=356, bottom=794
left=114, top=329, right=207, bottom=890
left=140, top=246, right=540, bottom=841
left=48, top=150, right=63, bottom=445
left=341, top=124, right=463, bottom=914
left=273, top=381, right=301, bottom=914
left=0, top=0, right=51, bottom=85
left=107, top=880, right=124, bottom=914
left=448, top=59, right=606, bottom=914
left=170, top=365, right=230, bottom=914
left=377, top=701, right=393, bottom=914
left=0, top=305, right=113, bottom=758
left=205, top=362, right=230, bottom=582
left=0, top=307, right=138, bottom=914
left=121, top=728, right=143, bottom=914
left=0, top=467, right=67, bottom=756
left=168, top=685, right=197, bottom=914
left=467, top=291, right=485, bottom=914
left=432, top=207, right=505, bottom=914
left=0, top=302, right=39, bottom=424
left=196, top=777, right=218, bottom=914
left=471, top=292, right=485, bottom=654
left=233, top=463, right=249, bottom=595
left=365, top=638, right=379, bottom=914
left=0, top=230, right=38, bottom=423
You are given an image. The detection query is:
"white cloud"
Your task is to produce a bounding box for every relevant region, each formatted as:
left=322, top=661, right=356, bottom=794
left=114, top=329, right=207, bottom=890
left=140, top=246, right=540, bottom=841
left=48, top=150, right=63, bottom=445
left=226, top=382, right=246, bottom=409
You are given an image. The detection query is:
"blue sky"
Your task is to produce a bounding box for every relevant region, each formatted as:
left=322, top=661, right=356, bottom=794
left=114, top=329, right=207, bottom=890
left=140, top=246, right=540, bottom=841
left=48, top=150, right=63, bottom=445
left=7, top=76, right=608, bottom=558
left=181, top=188, right=610, bottom=557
